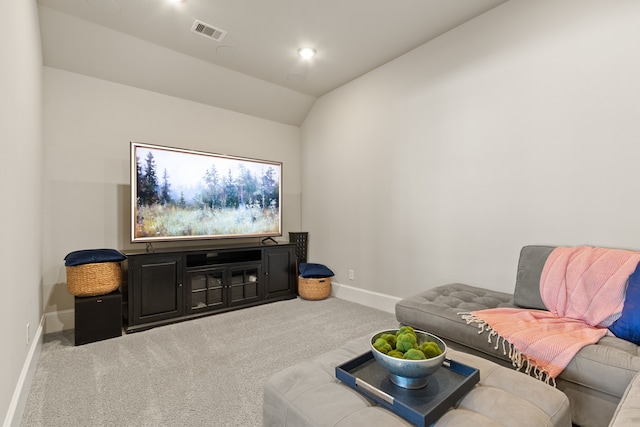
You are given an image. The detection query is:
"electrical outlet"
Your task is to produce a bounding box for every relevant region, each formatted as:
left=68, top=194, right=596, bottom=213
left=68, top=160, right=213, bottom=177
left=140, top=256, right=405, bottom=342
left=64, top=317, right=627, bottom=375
left=348, top=270, right=355, bottom=280
left=26, top=323, right=30, bottom=345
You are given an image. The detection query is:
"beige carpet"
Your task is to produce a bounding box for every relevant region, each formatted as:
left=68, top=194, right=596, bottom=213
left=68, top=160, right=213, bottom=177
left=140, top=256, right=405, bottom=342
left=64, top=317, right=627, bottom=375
left=21, top=296, right=397, bottom=426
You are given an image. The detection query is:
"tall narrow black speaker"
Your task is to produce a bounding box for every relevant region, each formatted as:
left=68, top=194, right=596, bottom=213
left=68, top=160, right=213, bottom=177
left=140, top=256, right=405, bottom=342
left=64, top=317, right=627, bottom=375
left=288, top=232, right=308, bottom=264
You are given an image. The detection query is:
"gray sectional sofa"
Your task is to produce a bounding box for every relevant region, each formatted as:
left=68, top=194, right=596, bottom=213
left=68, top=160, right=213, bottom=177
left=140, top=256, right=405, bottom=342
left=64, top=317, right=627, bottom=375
left=395, top=245, right=640, bottom=427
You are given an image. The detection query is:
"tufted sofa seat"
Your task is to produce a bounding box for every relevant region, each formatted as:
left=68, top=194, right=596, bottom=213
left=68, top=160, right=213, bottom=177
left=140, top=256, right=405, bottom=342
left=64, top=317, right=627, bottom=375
left=395, top=246, right=640, bottom=427
left=396, top=283, right=517, bottom=364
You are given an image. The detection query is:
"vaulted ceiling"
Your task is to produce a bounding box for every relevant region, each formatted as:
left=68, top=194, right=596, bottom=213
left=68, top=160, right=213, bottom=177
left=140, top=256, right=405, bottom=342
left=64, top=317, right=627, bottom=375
left=38, top=0, right=508, bottom=125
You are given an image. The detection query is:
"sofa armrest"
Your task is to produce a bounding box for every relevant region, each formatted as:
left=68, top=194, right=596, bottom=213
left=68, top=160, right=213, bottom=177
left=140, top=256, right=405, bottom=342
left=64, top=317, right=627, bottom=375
left=609, top=369, right=640, bottom=427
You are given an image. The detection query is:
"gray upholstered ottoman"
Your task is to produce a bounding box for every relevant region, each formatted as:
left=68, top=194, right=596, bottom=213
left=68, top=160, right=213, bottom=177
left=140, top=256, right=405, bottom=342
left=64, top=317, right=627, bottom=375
left=263, top=335, right=571, bottom=427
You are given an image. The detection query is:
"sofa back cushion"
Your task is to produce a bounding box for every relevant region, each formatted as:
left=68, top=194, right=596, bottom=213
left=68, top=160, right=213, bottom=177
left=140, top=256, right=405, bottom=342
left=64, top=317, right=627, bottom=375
left=513, top=245, right=556, bottom=310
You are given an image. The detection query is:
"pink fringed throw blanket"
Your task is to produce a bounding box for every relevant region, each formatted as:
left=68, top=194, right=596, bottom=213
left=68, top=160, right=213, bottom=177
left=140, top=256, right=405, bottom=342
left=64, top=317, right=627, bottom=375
left=461, top=246, right=640, bottom=384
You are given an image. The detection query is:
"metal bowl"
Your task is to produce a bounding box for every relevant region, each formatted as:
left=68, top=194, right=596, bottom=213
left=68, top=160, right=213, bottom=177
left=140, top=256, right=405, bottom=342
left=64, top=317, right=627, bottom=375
left=370, top=329, right=447, bottom=389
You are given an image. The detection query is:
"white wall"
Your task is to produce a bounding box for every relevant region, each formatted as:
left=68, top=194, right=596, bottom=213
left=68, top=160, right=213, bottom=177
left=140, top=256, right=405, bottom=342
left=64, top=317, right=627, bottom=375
left=0, top=0, right=43, bottom=424
left=42, top=67, right=301, bottom=329
left=302, top=0, right=640, bottom=298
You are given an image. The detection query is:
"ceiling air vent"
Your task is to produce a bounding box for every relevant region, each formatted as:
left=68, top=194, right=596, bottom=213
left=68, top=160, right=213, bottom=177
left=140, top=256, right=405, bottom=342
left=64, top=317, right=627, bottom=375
left=191, top=20, right=227, bottom=42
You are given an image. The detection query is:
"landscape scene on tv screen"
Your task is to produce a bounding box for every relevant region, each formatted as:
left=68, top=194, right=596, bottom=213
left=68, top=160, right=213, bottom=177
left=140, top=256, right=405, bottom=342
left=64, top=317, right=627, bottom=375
left=131, top=142, right=282, bottom=242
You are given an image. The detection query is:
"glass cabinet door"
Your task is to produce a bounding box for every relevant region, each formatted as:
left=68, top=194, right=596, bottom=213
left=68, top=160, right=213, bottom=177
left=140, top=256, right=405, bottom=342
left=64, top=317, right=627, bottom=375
left=228, top=264, right=262, bottom=306
left=188, top=268, right=225, bottom=312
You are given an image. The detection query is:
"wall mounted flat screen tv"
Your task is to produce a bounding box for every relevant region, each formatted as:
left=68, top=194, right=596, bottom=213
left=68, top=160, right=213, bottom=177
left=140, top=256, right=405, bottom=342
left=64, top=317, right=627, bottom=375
left=131, top=142, right=282, bottom=243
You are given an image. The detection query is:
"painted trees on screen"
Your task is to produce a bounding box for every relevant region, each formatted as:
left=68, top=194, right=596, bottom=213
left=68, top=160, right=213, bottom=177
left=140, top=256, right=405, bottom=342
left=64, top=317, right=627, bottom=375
left=135, top=152, right=280, bottom=238
left=137, top=152, right=160, bottom=206
left=203, top=163, right=219, bottom=209
left=160, top=169, right=171, bottom=205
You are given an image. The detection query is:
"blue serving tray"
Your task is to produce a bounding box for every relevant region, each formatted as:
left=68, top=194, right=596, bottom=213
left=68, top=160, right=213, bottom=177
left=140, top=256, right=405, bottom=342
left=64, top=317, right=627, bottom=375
left=335, top=351, right=479, bottom=427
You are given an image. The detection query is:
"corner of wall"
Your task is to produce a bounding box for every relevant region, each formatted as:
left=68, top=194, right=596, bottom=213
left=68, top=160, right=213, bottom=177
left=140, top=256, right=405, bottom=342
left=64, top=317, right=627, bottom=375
left=43, top=309, right=74, bottom=334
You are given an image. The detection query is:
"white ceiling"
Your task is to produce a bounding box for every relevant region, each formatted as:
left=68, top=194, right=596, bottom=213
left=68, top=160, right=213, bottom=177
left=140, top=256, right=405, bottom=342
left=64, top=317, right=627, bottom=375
left=37, top=0, right=508, bottom=125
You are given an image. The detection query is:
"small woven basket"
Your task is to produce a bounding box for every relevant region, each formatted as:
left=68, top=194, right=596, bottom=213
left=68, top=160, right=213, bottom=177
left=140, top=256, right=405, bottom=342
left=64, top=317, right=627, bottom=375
left=66, top=262, right=122, bottom=297
left=298, top=276, right=332, bottom=300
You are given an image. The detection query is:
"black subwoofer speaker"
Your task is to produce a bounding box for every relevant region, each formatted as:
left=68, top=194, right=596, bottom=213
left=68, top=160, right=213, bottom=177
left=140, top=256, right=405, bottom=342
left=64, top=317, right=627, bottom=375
left=74, top=290, right=122, bottom=345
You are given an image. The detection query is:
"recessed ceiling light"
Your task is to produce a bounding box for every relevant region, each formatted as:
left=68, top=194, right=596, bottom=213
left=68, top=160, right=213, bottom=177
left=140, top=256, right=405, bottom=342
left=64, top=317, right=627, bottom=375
left=298, top=48, right=317, bottom=59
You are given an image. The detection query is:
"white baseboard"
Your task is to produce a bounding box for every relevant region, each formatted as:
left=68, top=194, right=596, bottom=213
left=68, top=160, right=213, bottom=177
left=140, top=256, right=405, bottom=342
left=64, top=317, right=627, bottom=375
left=3, top=316, right=44, bottom=427
left=331, top=281, right=401, bottom=315
left=43, top=309, right=74, bottom=334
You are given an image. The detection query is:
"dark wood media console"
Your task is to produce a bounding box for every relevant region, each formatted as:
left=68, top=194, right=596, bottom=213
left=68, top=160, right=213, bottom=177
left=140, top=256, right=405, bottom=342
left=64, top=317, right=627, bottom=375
left=122, top=243, right=297, bottom=333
